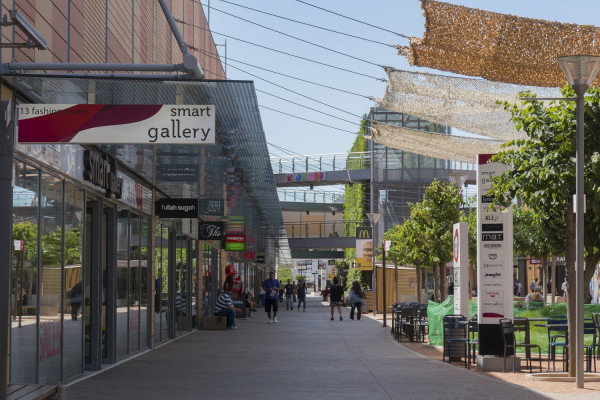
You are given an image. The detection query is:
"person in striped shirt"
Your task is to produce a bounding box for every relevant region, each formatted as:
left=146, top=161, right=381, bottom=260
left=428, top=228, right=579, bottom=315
left=214, top=276, right=241, bottom=329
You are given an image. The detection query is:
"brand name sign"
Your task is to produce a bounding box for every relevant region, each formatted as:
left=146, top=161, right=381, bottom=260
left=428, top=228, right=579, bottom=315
left=83, top=150, right=123, bottom=199
left=18, top=104, right=215, bottom=144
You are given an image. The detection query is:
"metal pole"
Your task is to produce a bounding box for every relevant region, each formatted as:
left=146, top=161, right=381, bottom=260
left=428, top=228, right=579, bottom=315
left=370, top=136, right=377, bottom=315
left=382, top=242, right=386, bottom=327
left=574, top=82, right=586, bottom=388
left=0, top=100, right=15, bottom=400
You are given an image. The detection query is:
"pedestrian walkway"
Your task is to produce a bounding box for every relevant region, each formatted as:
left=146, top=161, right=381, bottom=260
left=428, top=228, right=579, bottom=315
left=64, top=295, right=595, bottom=400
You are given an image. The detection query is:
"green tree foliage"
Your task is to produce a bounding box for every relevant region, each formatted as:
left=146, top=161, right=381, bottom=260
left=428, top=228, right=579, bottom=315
left=489, top=85, right=600, bottom=375
left=277, top=267, right=292, bottom=283
left=13, top=221, right=38, bottom=267
left=344, top=117, right=370, bottom=283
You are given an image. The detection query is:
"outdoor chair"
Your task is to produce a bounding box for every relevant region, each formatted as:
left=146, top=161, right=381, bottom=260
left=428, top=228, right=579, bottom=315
left=546, top=316, right=568, bottom=371
left=499, top=318, right=542, bottom=373
left=584, top=319, right=597, bottom=372
left=467, top=316, right=478, bottom=368
left=593, top=313, right=600, bottom=363
left=415, top=304, right=429, bottom=342
left=442, top=314, right=469, bottom=368
left=397, top=305, right=418, bottom=341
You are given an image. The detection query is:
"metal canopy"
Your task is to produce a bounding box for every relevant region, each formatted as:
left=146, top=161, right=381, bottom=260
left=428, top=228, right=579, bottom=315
left=3, top=74, right=285, bottom=258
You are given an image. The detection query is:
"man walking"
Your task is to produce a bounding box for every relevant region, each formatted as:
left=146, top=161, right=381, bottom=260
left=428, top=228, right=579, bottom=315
left=262, top=271, right=281, bottom=323
left=284, top=279, right=295, bottom=310
left=296, top=280, right=307, bottom=312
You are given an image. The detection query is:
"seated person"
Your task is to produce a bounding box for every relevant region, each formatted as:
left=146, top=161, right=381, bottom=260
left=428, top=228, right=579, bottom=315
left=214, top=276, right=241, bottom=329
left=246, top=290, right=258, bottom=318
left=525, top=287, right=543, bottom=302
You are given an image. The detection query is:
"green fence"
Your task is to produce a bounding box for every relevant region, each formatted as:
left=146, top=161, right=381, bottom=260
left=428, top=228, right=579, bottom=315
left=426, top=296, right=600, bottom=351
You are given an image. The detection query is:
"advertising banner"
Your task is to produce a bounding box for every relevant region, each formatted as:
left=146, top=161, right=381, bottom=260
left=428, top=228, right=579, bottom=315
left=477, top=154, right=513, bottom=324
left=18, top=104, right=215, bottom=144
left=355, top=227, right=373, bottom=270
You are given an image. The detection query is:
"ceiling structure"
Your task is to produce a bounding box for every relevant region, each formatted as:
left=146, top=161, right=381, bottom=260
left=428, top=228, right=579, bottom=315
left=5, top=74, right=288, bottom=265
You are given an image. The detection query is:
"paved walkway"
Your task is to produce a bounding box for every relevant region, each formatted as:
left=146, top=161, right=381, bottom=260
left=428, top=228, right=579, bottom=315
left=64, top=295, right=593, bottom=400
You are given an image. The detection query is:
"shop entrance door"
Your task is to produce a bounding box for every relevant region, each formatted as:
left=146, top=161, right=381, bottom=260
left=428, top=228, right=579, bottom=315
left=84, top=200, right=116, bottom=370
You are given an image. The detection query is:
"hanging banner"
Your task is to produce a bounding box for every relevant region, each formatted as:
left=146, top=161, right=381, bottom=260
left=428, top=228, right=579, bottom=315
left=18, top=104, right=215, bottom=144
left=198, top=221, right=224, bottom=241
left=156, top=198, right=198, bottom=218
left=199, top=198, right=224, bottom=216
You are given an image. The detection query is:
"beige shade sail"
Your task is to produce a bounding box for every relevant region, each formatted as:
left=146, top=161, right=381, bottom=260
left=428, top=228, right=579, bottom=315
left=398, top=0, right=600, bottom=87
left=377, top=67, right=560, bottom=141
left=370, top=122, right=507, bottom=164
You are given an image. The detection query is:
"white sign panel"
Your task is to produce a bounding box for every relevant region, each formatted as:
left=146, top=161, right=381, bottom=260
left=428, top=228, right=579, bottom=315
left=477, top=154, right=513, bottom=324
left=18, top=104, right=215, bottom=144
left=453, top=222, right=469, bottom=316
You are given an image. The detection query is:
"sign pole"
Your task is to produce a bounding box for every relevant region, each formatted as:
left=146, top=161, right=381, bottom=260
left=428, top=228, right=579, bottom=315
left=382, top=241, right=387, bottom=327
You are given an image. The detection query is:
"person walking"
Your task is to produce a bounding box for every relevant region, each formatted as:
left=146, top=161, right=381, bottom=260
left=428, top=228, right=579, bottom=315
left=214, top=276, right=241, bottom=330
left=529, top=277, right=539, bottom=293
left=296, top=280, right=307, bottom=312
left=329, top=277, right=344, bottom=321
left=284, top=279, right=295, bottom=310
left=347, top=280, right=365, bottom=320
left=262, top=271, right=281, bottom=323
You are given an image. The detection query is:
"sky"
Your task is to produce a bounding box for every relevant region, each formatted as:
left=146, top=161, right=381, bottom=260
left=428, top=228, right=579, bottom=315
left=201, top=0, right=600, bottom=161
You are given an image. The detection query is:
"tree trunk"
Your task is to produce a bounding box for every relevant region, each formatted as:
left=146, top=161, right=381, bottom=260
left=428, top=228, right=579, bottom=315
left=551, top=255, right=557, bottom=304
left=565, top=203, right=576, bottom=377
left=415, top=264, right=422, bottom=303
left=440, top=262, right=447, bottom=300
left=433, top=264, right=439, bottom=302
left=541, top=255, right=548, bottom=299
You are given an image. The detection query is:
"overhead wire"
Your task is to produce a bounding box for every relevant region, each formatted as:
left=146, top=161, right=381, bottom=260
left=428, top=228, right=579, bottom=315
left=208, top=0, right=397, bottom=48
left=201, top=2, right=386, bottom=68
left=256, top=89, right=360, bottom=126
left=175, top=18, right=386, bottom=81
left=192, top=46, right=365, bottom=119
left=295, top=0, right=412, bottom=39
left=259, top=105, right=359, bottom=135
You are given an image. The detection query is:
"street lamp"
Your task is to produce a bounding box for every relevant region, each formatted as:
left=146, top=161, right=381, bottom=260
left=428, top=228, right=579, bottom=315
left=557, top=54, right=600, bottom=388
left=367, top=212, right=381, bottom=316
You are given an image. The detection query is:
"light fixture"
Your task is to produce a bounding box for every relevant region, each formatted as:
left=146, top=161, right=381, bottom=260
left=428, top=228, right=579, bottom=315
left=557, top=54, right=600, bottom=389
left=0, top=10, right=48, bottom=50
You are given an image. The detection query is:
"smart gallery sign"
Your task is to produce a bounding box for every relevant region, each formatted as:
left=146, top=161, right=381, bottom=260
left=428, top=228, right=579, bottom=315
left=17, top=104, right=215, bottom=144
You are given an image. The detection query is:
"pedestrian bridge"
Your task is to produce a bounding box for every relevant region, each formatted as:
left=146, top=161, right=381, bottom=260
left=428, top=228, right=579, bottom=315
left=273, top=152, right=477, bottom=259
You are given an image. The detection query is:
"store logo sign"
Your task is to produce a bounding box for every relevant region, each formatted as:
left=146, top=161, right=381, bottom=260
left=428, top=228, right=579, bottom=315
left=83, top=149, right=122, bottom=199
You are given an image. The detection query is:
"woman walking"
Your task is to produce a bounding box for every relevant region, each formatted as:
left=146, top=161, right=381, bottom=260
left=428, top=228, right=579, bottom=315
left=347, top=280, right=365, bottom=320
left=329, top=277, right=345, bottom=321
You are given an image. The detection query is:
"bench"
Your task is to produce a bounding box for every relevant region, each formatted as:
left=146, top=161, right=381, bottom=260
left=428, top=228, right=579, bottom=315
left=7, top=384, right=58, bottom=400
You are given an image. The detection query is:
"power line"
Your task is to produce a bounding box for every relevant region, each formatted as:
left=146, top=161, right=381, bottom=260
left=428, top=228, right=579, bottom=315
left=193, top=48, right=364, bottom=119
left=209, top=0, right=397, bottom=48
left=175, top=18, right=386, bottom=81
left=223, top=56, right=368, bottom=98
left=256, top=89, right=360, bottom=126
left=295, top=0, right=412, bottom=39
left=259, top=105, right=359, bottom=135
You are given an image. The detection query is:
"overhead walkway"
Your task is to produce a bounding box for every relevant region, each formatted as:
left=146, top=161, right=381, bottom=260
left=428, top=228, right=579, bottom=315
left=63, top=295, right=574, bottom=400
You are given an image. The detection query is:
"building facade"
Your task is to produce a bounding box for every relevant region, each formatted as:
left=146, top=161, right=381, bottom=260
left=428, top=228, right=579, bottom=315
left=1, top=1, right=282, bottom=386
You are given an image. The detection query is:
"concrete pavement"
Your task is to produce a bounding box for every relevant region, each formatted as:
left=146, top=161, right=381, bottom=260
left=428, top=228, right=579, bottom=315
left=64, top=294, right=592, bottom=400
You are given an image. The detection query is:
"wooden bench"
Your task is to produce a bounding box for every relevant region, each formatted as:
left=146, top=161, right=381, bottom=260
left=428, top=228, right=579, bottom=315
left=7, top=384, right=58, bottom=400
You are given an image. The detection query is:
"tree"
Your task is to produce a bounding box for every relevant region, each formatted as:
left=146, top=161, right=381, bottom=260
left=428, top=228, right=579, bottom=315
left=385, top=211, right=430, bottom=303
left=413, top=180, right=462, bottom=300
left=277, top=268, right=292, bottom=283
left=489, top=85, right=600, bottom=376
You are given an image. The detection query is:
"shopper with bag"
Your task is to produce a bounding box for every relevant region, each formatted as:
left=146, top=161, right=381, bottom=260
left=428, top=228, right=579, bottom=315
left=262, top=271, right=281, bottom=323
left=347, top=280, right=366, bottom=320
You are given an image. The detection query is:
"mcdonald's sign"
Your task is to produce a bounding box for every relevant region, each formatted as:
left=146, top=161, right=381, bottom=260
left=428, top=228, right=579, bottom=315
left=355, top=227, right=372, bottom=239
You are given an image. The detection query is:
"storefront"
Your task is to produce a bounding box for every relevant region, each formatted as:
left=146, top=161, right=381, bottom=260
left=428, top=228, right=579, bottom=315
left=1, top=75, right=283, bottom=385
